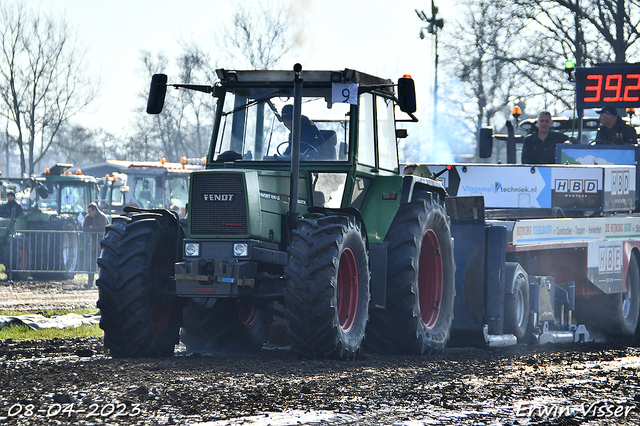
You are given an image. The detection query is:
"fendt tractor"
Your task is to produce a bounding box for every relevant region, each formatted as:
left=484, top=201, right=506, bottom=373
left=416, top=63, right=640, bottom=346
left=0, top=163, right=99, bottom=279
left=96, top=65, right=456, bottom=359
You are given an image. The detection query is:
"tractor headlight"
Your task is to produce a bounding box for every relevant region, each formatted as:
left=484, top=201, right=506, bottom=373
left=184, top=243, right=200, bottom=257
left=233, top=243, right=249, bottom=257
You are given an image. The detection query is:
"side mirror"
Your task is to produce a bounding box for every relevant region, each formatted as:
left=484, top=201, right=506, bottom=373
left=147, top=74, right=168, bottom=114
left=37, top=185, right=49, bottom=199
left=478, top=127, right=493, bottom=158
left=397, top=77, right=416, bottom=114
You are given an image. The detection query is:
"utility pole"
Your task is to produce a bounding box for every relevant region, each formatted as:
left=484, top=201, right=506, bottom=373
left=416, top=1, right=444, bottom=151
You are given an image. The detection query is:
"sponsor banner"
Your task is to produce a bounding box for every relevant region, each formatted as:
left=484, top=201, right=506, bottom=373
left=587, top=241, right=624, bottom=294
left=604, top=167, right=636, bottom=210
left=550, top=166, right=603, bottom=210
left=512, top=216, right=640, bottom=245
left=452, top=165, right=550, bottom=208
left=429, top=164, right=634, bottom=212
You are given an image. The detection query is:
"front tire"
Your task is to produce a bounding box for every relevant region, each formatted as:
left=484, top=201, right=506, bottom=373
left=97, top=213, right=184, bottom=357
left=366, top=195, right=455, bottom=354
left=284, top=213, right=370, bottom=359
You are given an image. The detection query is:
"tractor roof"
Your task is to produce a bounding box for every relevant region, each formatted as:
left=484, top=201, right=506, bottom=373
left=215, top=69, right=394, bottom=93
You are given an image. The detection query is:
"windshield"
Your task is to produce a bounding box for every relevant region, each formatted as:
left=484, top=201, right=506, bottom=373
left=214, top=86, right=351, bottom=162
left=165, top=175, right=189, bottom=208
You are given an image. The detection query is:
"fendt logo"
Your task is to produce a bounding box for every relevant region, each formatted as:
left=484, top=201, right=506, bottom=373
left=554, top=179, right=598, bottom=194
left=202, top=193, right=235, bottom=202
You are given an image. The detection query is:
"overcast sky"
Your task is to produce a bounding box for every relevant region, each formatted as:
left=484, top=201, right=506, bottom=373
left=28, top=0, right=454, bottom=138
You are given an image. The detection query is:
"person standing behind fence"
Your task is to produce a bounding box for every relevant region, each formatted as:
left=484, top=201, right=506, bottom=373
left=0, top=190, right=23, bottom=218
left=83, top=202, right=108, bottom=234
left=83, top=202, right=108, bottom=287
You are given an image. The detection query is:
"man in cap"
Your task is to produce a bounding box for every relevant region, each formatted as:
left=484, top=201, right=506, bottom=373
left=595, top=106, right=637, bottom=145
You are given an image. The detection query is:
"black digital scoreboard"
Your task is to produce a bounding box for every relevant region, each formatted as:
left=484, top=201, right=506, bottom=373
left=576, top=65, right=640, bottom=109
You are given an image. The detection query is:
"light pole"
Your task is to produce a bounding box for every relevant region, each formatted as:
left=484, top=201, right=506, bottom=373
left=416, top=1, right=444, bottom=151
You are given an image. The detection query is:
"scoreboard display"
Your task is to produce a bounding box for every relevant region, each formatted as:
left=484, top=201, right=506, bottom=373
left=576, top=65, right=640, bottom=109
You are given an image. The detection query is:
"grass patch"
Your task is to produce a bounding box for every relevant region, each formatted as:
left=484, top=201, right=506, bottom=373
left=0, top=323, right=103, bottom=340
left=0, top=308, right=99, bottom=317
left=0, top=308, right=102, bottom=341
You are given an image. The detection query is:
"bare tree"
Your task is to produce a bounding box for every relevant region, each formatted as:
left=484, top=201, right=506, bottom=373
left=128, top=1, right=293, bottom=161
left=442, top=0, right=524, bottom=137
left=220, top=1, right=292, bottom=69
left=565, top=0, right=640, bottom=62
left=52, top=126, right=115, bottom=166
left=129, top=47, right=215, bottom=162
left=0, top=2, right=95, bottom=175
left=489, top=0, right=640, bottom=121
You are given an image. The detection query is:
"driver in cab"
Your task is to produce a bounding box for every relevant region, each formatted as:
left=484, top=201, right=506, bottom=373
left=280, top=105, right=326, bottom=158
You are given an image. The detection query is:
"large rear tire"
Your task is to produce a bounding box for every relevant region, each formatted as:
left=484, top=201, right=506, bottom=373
left=97, top=213, right=184, bottom=358
left=366, top=195, right=455, bottom=355
left=284, top=213, right=370, bottom=359
left=180, top=300, right=273, bottom=354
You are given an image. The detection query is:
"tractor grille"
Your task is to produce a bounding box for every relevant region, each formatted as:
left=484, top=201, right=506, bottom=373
left=190, top=173, right=247, bottom=235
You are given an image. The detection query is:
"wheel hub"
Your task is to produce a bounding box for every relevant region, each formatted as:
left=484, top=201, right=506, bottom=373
left=337, top=247, right=359, bottom=332
left=419, top=229, right=444, bottom=329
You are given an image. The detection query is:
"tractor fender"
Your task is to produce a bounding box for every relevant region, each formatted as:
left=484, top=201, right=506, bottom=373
left=401, top=176, right=447, bottom=204
left=307, top=206, right=368, bottom=245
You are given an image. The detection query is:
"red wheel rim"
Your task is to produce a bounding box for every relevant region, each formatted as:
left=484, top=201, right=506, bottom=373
left=419, top=229, right=444, bottom=329
left=238, top=302, right=259, bottom=327
left=337, top=247, right=359, bottom=332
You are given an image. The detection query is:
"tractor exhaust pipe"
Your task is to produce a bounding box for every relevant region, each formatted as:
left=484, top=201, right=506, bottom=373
left=287, top=63, right=303, bottom=241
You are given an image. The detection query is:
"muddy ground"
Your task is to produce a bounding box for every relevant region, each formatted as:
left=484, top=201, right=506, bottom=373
left=1, top=278, right=640, bottom=425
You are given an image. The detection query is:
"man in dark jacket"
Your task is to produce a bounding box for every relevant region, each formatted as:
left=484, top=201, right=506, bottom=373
left=521, top=111, right=569, bottom=164
left=0, top=190, right=23, bottom=218
left=595, top=105, right=638, bottom=145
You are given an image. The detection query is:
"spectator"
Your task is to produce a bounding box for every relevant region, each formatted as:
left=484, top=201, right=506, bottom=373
left=595, top=105, right=638, bottom=145
left=83, top=202, right=108, bottom=234
left=0, top=190, right=23, bottom=218
left=83, top=202, right=108, bottom=285
left=521, top=111, right=569, bottom=164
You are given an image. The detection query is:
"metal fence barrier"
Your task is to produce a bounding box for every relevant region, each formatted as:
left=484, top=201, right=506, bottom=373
left=7, top=230, right=103, bottom=285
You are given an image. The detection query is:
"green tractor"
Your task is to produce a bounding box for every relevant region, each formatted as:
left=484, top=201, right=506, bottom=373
left=0, top=164, right=99, bottom=280
left=96, top=65, right=456, bottom=359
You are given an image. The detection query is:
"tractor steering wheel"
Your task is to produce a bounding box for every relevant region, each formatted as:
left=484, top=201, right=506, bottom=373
left=277, top=141, right=319, bottom=160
